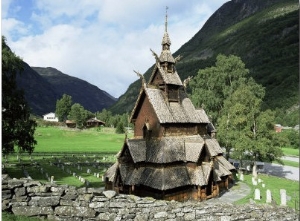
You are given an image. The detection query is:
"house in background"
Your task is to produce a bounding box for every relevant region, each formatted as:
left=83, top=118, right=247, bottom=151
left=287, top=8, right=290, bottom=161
left=65, top=120, right=76, bottom=128
left=86, top=117, right=105, bottom=128
left=43, top=112, right=58, bottom=122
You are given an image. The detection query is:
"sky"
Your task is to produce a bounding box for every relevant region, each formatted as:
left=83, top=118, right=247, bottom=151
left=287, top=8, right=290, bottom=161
left=2, top=0, right=228, bottom=98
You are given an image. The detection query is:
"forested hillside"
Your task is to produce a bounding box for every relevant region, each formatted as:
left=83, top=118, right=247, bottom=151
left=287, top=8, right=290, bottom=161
left=110, top=0, right=298, bottom=125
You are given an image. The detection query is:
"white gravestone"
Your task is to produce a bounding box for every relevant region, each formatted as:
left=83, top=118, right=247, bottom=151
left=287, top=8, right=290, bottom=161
left=266, top=189, right=272, bottom=203
left=280, top=189, right=287, bottom=206
left=252, top=177, right=257, bottom=186
left=240, top=173, right=244, bottom=181
left=254, top=188, right=260, bottom=200
left=50, top=176, right=54, bottom=184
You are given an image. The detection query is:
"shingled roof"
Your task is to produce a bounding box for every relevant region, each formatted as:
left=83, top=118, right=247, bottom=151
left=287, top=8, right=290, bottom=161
left=118, top=164, right=214, bottom=191
left=134, top=87, right=210, bottom=124
left=123, top=135, right=204, bottom=163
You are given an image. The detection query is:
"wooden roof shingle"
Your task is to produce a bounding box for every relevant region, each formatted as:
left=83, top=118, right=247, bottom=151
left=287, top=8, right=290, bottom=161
left=205, top=138, right=224, bottom=157
left=146, top=88, right=210, bottom=124
left=125, top=135, right=204, bottom=163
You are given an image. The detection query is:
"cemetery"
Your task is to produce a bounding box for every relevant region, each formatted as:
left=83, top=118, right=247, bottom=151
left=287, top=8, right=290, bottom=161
left=2, top=152, right=117, bottom=188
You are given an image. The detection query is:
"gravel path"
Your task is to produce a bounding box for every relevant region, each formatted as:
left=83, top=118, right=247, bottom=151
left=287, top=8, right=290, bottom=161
left=204, top=182, right=251, bottom=204
left=282, top=156, right=299, bottom=163
left=263, top=162, right=299, bottom=181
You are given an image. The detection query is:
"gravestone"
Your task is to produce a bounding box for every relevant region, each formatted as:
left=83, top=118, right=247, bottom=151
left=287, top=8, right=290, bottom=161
left=280, top=189, right=287, bottom=206
left=254, top=188, right=260, bottom=200
left=240, top=173, right=244, bottom=181
left=87, top=169, right=91, bottom=174
left=252, top=164, right=258, bottom=179
left=266, top=189, right=272, bottom=203
left=258, top=178, right=262, bottom=183
left=252, top=177, right=257, bottom=186
left=73, top=173, right=76, bottom=177
left=50, top=176, right=54, bottom=184
left=262, top=183, right=265, bottom=188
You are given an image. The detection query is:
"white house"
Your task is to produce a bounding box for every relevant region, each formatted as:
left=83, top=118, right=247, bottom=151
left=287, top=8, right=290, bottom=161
left=43, top=112, right=59, bottom=122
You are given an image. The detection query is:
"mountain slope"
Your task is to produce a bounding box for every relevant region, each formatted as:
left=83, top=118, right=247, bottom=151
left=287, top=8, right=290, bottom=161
left=32, top=67, right=117, bottom=115
left=16, top=64, right=59, bottom=116
left=16, top=64, right=117, bottom=116
left=109, top=0, right=298, bottom=117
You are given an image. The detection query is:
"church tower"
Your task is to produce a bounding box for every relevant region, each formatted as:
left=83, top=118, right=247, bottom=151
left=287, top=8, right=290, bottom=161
left=104, top=10, right=235, bottom=201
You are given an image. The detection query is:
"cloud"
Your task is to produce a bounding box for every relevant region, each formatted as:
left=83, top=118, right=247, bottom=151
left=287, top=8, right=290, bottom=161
left=2, top=0, right=228, bottom=98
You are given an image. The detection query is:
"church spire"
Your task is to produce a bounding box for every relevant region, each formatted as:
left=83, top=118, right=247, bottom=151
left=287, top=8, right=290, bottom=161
left=165, top=6, right=168, bottom=33
left=161, top=6, right=171, bottom=47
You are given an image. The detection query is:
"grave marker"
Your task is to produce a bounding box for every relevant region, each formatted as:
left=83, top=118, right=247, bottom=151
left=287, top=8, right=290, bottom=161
left=266, top=189, right=272, bottom=203
left=50, top=176, right=54, bottom=184
left=280, top=189, right=287, bottom=206
left=254, top=188, right=260, bottom=200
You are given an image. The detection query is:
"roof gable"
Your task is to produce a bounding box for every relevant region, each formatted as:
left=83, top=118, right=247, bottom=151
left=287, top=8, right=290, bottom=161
left=148, top=64, right=182, bottom=86
left=146, top=88, right=209, bottom=123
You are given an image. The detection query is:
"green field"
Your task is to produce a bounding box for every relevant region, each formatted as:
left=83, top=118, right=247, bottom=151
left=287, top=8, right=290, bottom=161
left=33, top=126, right=125, bottom=153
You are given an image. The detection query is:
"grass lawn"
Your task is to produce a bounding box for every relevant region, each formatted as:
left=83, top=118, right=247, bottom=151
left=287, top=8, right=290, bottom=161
left=275, top=159, right=299, bottom=168
left=282, top=147, right=299, bottom=157
left=33, top=126, right=125, bottom=153
left=235, top=174, right=299, bottom=209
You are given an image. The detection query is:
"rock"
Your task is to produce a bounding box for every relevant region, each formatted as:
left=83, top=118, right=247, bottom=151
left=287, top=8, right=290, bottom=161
left=103, top=190, right=117, bottom=199
left=12, top=206, right=53, bottom=216
left=55, top=206, right=96, bottom=218
left=29, top=196, right=60, bottom=206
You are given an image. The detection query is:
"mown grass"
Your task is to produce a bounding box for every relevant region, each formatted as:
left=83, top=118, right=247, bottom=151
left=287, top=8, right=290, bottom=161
left=235, top=174, right=299, bottom=209
left=275, top=159, right=299, bottom=168
left=33, top=126, right=125, bottom=153
left=282, top=147, right=299, bottom=157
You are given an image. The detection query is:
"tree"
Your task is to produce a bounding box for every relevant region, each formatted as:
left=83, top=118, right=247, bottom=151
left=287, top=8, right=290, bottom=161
left=96, top=109, right=113, bottom=127
left=190, top=54, right=283, bottom=166
left=2, top=36, right=37, bottom=154
left=217, top=79, right=283, bottom=165
left=68, top=103, right=88, bottom=128
left=189, top=54, right=249, bottom=124
left=56, top=94, right=72, bottom=122
left=115, top=121, right=125, bottom=134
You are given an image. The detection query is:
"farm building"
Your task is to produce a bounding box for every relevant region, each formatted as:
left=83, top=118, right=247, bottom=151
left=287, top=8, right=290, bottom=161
left=104, top=13, right=235, bottom=201
left=43, top=112, right=58, bottom=122
left=86, top=117, right=105, bottom=128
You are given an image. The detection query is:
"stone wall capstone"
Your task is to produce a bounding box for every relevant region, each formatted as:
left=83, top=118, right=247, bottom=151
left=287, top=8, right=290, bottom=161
left=2, top=174, right=298, bottom=221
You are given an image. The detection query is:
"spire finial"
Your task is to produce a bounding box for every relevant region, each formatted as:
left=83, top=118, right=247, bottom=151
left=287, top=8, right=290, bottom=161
left=165, top=6, right=168, bottom=32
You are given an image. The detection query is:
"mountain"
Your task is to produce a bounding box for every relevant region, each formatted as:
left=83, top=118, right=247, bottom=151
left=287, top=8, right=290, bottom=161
left=16, top=65, right=116, bottom=116
left=109, top=0, right=299, bottom=120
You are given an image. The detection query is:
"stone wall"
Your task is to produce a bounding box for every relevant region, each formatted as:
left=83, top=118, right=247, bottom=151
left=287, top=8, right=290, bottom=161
left=2, top=174, right=298, bottom=221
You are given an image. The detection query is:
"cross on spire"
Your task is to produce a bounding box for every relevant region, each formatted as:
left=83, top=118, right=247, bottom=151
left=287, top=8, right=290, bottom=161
left=165, top=6, right=168, bottom=32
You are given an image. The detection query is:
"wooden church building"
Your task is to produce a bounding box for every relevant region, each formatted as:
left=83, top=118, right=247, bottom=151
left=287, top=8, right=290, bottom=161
left=104, top=12, right=235, bottom=201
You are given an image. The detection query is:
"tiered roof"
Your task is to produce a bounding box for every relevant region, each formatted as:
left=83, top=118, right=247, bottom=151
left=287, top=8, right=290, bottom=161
left=105, top=10, right=235, bottom=195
